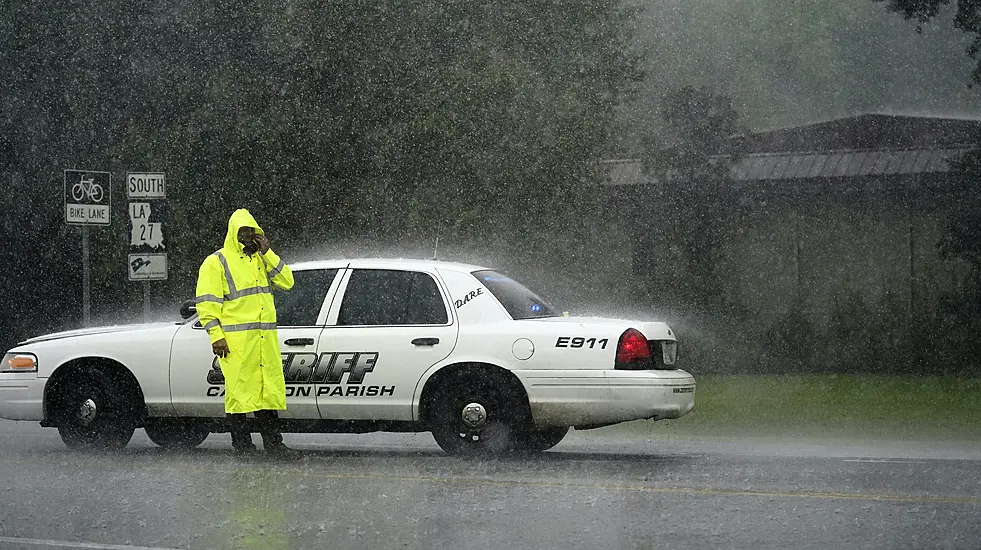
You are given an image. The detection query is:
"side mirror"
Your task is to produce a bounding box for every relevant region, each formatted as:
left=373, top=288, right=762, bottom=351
left=179, top=300, right=197, bottom=320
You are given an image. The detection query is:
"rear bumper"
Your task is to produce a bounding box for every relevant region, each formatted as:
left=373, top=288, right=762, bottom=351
left=605, top=369, right=696, bottom=422
left=0, top=373, right=46, bottom=421
left=515, top=369, right=695, bottom=427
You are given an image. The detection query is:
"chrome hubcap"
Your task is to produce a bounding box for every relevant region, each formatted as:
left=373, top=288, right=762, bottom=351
left=461, top=402, right=487, bottom=429
left=78, top=398, right=98, bottom=426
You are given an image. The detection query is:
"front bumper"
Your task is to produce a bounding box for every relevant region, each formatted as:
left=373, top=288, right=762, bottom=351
left=0, top=373, right=46, bottom=421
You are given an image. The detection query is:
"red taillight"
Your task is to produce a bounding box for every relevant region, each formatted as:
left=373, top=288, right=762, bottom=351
left=616, top=329, right=651, bottom=366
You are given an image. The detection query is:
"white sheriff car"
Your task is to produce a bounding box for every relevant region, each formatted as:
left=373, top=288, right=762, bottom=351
left=0, top=259, right=695, bottom=455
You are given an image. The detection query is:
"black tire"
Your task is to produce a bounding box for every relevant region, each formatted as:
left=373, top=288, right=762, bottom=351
left=430, top=376, right=525, bottom=456
left=515, top=426, right=569, bottom=453
left=55, top=369, right=135, bottom=450
left=144, top=419, right=210, bottom=449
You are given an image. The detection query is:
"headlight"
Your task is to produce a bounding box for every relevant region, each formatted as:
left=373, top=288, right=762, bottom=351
left=1, top=353, right=37, bottom=373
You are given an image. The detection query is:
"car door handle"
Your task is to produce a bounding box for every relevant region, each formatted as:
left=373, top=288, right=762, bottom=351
left=284, top=338, right=315, bottom=346
left=411, top=338, right=440, bottom=346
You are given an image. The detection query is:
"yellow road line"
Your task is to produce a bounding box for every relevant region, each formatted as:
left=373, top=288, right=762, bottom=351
left=5, top=456, right=980, bottom=506
left=0, top=535, right=180, bottom=550
left=286, top=470, right=981, bottom=505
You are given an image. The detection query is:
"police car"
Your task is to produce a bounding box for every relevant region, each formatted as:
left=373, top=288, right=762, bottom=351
left=0, top=259, right=695, bottom=455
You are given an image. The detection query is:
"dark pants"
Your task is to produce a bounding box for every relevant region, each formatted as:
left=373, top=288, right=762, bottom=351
left=226, top=410, right=283, bottom=449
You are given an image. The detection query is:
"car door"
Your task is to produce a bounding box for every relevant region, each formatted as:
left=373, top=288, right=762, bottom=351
left=316, top=267, right=458, bottom=421
left=168, top=267, right=341, bottom=419
left=268, top=267, right=342, bottom=419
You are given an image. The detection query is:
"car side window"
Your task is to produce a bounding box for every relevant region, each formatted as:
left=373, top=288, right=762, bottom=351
left=338, top=269, right=448, bottom=326
left=273, top=269, right=338, bottom=326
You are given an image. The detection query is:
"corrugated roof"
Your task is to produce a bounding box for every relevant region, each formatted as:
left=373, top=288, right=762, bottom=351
left=740, top=114, right=981, bottom=153
left=602, top=147, right=975, bottom=185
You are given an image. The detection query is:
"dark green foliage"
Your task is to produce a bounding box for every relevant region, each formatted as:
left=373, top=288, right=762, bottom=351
left=924, top=147, right=981, bottom=373
left=939, top=148, right=981, bottom=284
left=641, top=85, right=741, bottom=181
left=638, top=86, right=743, bottom=310
left=0, top=2, right=642, bottom=350
left=761, top=306, right=816, bottom=372
left=825, top=289, right=917, bottom=373
left=874, top=0, right=981, bottom=83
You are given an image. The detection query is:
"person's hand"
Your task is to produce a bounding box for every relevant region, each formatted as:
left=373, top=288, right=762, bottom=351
left=255, top=234, right=271, bottom=254
left=212, top=338, right=230, bottom=358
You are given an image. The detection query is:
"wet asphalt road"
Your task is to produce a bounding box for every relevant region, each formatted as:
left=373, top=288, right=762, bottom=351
left=0, top=420, right=979, bottom=550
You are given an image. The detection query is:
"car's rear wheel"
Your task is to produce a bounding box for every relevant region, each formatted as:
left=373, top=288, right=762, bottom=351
left=55, top=370, right=135, bottom=450
left=430, top=379, right=523, bottom=456
left=144, top=419, right=210, bottom=449
left=515, top=426, right=569, bottom=453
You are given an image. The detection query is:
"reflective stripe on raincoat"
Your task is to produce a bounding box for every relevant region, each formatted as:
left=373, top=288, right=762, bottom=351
left=195, top=209, right=295, bottom=414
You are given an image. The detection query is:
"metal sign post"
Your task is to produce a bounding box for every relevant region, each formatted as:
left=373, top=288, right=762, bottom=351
left=65, top=169, right=111, bottom=327
left=82, top=226, right=90, bottom=327
left=126, top=172, right=167, bottom=322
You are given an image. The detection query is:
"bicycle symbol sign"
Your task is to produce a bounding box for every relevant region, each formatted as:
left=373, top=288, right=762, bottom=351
left=65, top=169, right=111, bottom=226
left=71, top=176, right=104, bottom=203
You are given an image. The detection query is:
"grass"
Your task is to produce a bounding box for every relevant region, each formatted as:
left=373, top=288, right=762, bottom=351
left=597, top=374, right=981, bottom=442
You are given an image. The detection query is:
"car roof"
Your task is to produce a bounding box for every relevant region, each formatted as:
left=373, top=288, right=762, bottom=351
left=290, top=257, right=490, bottom=273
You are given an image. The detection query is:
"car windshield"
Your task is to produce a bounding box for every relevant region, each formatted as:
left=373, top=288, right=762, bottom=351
left=472, top=270, right=558, bottom=320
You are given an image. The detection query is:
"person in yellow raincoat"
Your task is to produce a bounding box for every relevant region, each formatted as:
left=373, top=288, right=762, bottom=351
left=195, top=209, right=300, bottom=459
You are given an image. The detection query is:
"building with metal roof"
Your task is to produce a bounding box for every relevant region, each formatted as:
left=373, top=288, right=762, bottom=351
left=605, top=113, right=981, bottom=186
left=604, top=114, right=981, bottom=373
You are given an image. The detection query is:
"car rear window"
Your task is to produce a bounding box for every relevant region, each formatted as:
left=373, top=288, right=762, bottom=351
left=338, top=269, right=449, bottom=326
left=472, top=270, right=558, bottom=320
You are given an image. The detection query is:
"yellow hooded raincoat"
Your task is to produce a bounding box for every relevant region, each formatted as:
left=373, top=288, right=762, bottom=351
left=195, top=209, right=294, bottom=414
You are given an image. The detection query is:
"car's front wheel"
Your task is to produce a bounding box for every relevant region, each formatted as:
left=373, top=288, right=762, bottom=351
left=144, top=419, right=210, bottom=449
left=55, top=370, right=135, bottom=450
left=430, top=379, right=522, bottom=456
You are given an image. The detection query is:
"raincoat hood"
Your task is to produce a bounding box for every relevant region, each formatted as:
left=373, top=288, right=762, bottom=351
left=223, top=208, right=265, bottom=254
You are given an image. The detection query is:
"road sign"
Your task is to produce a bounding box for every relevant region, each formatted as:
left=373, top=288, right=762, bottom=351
left=65, top=169, right=111, bottom=225
left=126, top=172, right=166, bottom=200
left=128, top=253, right=168, bottom=281
left=127, top=171, right=167, bottom=282
left=129, top=202, right=167, bottom=249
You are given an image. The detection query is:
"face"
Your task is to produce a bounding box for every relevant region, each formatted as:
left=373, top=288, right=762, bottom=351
left=237, top=226, right=258, bottom=252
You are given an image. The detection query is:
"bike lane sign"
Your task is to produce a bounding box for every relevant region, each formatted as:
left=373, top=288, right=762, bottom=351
left=65, top=169, right=111, bottom=225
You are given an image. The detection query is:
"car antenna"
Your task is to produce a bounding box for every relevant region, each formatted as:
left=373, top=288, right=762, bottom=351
left=431, top=222, right=441, bottom=261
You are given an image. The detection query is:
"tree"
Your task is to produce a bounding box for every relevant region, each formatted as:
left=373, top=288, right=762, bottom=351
left=0, top=1, right=643, bottom=350
left=641, top=86, right=741, bottom=181
left=873, top=0, right=981, bottom=83
left=938, top=148, right=981, bottom=296
left=616, top=0, right=981, bottom=141
left=638, top=86, right=743, bottom=310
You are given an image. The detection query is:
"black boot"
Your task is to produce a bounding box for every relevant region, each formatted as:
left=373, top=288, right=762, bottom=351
left=255, top=410, right=301, bottom=460
left=226, top=413, right=257, bottom=455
